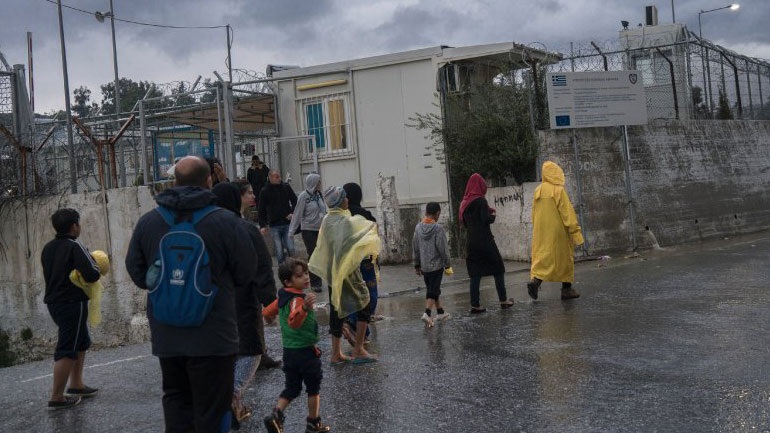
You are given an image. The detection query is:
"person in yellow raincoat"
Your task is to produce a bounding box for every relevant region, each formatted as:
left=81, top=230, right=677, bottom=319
left=528, top=161, right=584, bottom=300
left=309, top=186, right=381, bottom=365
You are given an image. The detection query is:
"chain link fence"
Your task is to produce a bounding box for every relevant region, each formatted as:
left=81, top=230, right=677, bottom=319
left=545, top=31, right=770, bottom=123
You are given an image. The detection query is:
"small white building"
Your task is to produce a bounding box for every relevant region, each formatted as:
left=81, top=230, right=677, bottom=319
left=270, top=42, right=555, bottom=212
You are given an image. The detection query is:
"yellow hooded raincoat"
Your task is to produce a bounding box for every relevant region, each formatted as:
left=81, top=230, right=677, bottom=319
left=70, top=250, right=110, bottom=326
left=530, top=161, right=584, bottom=282
left=308, top=208, right=381, bottom=317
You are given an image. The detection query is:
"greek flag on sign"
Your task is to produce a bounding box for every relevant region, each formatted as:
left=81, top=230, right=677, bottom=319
left=551, top=75, right=567, bottom=87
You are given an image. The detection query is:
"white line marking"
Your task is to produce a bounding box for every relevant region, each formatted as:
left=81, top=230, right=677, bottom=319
left=19, top=355, right=150, bottom=383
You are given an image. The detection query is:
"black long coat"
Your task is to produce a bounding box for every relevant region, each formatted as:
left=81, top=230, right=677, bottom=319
left=463, top=198, right=505, bottom=277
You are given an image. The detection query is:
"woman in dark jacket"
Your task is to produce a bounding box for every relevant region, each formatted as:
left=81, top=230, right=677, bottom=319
left=212, top=182, right=271, bottom=425
left=459, top=173, right=514, bottom=313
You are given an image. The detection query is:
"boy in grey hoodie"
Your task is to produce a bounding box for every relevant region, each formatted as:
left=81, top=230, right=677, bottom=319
left=412, top=202, right=453, bottom=327
left=289, top=173, right=327, bottom=292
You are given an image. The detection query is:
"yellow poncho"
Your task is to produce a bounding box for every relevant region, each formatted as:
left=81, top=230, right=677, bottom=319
left=530, top=161, right=584, bottom=282
left=308, top=208, right=381, bottom=317
left=70, top=250, right=110, bottom=326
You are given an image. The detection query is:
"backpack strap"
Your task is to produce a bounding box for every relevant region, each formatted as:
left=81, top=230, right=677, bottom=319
left=191, top=205, right=222, bottom=225
left=155, top=206, right=176, bottom=226
left=155, top=205, right=222, bottom=226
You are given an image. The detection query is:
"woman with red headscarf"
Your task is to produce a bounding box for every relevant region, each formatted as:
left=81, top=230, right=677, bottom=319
left=459, top=173, right=514, bottom=313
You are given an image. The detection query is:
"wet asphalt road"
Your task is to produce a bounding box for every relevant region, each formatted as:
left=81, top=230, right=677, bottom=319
left=3, top=235, right=770, bottom=432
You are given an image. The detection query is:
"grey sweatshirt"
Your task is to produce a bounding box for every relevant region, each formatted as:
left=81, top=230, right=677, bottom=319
left=289, top=173, right=327, bottom=233
left=412, top=220, right=451, bottom=273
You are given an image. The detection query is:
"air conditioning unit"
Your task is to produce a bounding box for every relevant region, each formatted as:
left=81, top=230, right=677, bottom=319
left=645, top=5, right=658, bottom=26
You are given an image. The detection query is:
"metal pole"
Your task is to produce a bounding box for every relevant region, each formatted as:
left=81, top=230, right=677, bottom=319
left=671, top=0, right=676, bottom=23
left=226, top=25, right=233, bottom=83
left=26, top=32, right=34, bottom=114
left=656, top=47, right=679, bottom=119
left=57, top=0, right=77, bottom=193
left=222, top=81, right=236, bottom=180
left=139, top=100, right=147, bottom=185
left=622, top=125, right=637, bottom=251
left=698, top=13, right=711, bottom=115
left=108, top=0, right=126, bottom=186
left=746, top=59, right=754, bottom=119
left=215, top=86, right=224, bottom=161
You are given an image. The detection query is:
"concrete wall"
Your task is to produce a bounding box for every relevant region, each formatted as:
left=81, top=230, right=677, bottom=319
left=0, top=187, right=155, bottom=361
left=539, top=119, right=770, bottom=254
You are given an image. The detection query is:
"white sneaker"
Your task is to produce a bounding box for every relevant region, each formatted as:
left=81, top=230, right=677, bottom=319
left=435, top=312, right=451, bottom=321
left=421, top=313, right=434, bottom=327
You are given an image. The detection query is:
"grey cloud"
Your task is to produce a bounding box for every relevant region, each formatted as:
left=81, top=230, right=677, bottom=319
left=375, top=5, right=468, bottom=50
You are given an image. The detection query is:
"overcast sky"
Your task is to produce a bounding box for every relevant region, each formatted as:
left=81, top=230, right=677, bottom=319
left=2, top=0, right=769, bottom=113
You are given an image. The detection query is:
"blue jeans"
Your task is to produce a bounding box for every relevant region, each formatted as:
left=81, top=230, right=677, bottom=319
left=269, top=224, right=295, bottom=264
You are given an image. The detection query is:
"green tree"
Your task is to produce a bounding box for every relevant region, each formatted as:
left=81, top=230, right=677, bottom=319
left=716, top=88, right=733, bottom=120
left=172, top=82, right=196, bottom=107
left=409, top=65, right=541, bottom=254
left=199, top=78, right=219, bottom=104
left=100, top=78, right=163, bottom=114
left=409, top=74, right=539, bottom=193
left=72, top=86, right=98, bottom=118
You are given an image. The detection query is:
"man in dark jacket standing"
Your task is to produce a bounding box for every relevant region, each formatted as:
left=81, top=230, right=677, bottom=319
left=125, top=156, right=256, bottom=433
left=42, top=208, right=102, bottom=410
left=258, top=169, right=298, bottom=264
left=246, top=155, right=269, bottom=208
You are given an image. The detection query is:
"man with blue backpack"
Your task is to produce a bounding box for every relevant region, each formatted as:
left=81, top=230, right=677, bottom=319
left=126, top=156, right=256, bottom=433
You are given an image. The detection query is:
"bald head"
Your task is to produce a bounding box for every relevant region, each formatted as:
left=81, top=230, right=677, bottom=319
left=174, top=156, right=211, bottom=188
left=268, top=169, right=282, bottom=185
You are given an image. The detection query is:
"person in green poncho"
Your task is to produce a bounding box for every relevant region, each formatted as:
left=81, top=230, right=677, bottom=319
left=308, top=186, right=381, bottom=365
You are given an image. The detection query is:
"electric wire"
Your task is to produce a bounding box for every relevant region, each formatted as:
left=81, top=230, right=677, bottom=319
left=43, top=0, right=228, bottom=29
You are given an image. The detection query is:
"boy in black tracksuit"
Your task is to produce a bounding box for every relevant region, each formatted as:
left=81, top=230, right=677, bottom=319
left=41, top=208, right=102, bottom=410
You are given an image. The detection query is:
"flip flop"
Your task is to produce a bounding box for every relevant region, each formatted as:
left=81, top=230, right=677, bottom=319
left=330, top=358, right=352, bottom=366
left=351, top=356, right=378, bottom=365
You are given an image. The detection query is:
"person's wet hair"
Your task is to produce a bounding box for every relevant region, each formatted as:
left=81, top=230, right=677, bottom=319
left=426, top=202, right=441, bottom=216
left=278, top=258, right=308, bottom=286
left=51, top=208, right=79, bottom=235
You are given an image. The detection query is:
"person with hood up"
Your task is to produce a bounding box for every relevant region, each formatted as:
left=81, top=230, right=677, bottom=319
left=309, top=186, right=381, bottom=364
left=125, top=156, right=256, bottom=432
left=342, top=182, right=381, bottom=340
left=527, top=161, right=584, bottom=301
left=212, top=181, right=274, bottom=428
left=289, top=174, right=326, bottom=293
left=413, top=202, right=453, bottom=327
left=459, top=173, right=514, bottom=313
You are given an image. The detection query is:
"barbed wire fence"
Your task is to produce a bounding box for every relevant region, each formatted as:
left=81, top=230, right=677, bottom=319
left=2, top=30, right=770, bottom=199
left=542, top=33, right=770, bottom=123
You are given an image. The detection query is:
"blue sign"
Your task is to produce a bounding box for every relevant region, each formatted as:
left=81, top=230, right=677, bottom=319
left=555, top=115, right=571, bottom=126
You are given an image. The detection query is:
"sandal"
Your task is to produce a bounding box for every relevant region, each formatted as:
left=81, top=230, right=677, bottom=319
left=469, top=306, right=487, bottom=314
left=500, top=299, right=514, bottom=309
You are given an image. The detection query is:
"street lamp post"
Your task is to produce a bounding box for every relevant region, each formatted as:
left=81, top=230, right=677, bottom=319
left=697, top=3, right=740, bottom=116
left=96, top=1, right=125, bottom=186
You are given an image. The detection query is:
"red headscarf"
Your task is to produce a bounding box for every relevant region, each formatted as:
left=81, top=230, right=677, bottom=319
left=458, top=173, right=493, bottom=224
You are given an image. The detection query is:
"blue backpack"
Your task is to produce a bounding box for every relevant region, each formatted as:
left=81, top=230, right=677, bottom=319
left=146, top=205, right=222, bottom=327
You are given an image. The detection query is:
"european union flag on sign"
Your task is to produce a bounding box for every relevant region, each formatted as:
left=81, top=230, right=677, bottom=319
left=555, top=115, right=571, bottom=126
left=551, top=75, right=567, bottom=86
